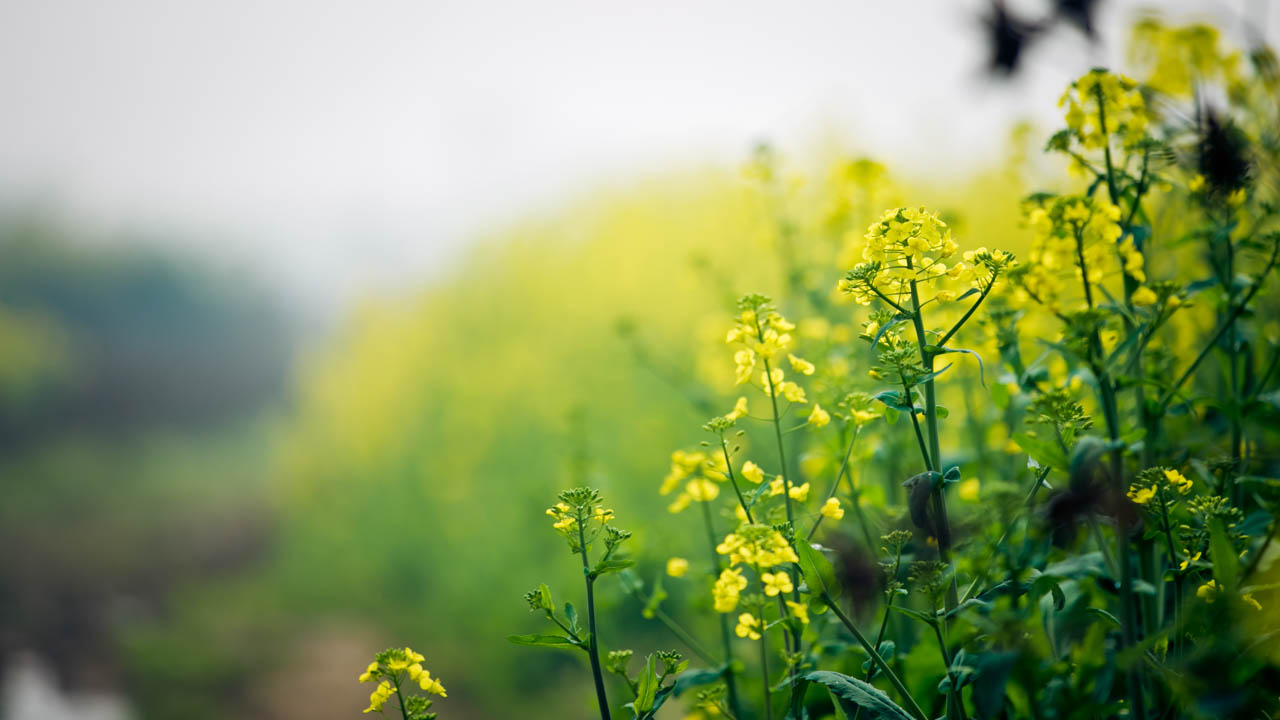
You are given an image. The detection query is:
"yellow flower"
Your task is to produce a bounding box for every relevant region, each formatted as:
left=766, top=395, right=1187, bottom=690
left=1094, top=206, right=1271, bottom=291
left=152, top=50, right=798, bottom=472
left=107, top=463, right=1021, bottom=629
left=667, top=492, right=692, bottom=514
left=788, top=354, right=816, bottom=375
left=1196, top=579, right=1220, bottom=602
left=789, top=482, right=810, bottom=502
left=667, top=557, right=690, bottom=578
left=364, top=681, right=394, bottom=713
left=735, top=612, right=762, bottom=640
left=713, top=568, right=748, bottom=612
left=1228, top=188, right=1246, bottom=207
left=735, top=349, right=757, bottom=385
left=1188, top=174, right=1206, bottom=192
left=779, top=381, right=807, bottom=403
left=687, top=477, right=720, bottom=502
left=1163, top=468, right=1192, bottom=494
left=726, top=396, right=749, bottom=421
left=1179, top=551, right=1201, bottom=571
left=820, top=497, right=844, bottom=519
left=741, top=461, right=765, bottom=484
left=958, top=477, right=980, bottom=502
left=761, top=571, right=794, bottom=596
left=1131, top=286, right=1159, bottom=307
left=760, top=367, right=785, bottom=390
left=1128, top=485, right=1156, bottom=505
left=358, top=661, right=379, bottom=683
left=1243, top=593, right=1262, bottom=611
left=807, top=404, right=830, bottom=428
left=786, top=600, right=810, bottom=625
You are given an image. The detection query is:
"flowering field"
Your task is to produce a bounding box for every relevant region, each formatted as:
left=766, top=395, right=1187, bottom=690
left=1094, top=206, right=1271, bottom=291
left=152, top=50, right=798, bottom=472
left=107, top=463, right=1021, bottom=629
left=335, top=20, right=1280, bottom=720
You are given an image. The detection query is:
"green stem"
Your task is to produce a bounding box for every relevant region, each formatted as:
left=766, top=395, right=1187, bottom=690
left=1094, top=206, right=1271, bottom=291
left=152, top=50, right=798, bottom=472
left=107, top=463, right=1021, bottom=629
left=720, top=439, right=755, bottom=522
left=807, top=425, right=861, bottom=541
left=823, top=596, right=929, bottom=720
left=577, top=520, right=612, bottom=720
left=932, top=621, right=967, bottom=720
left=906, top=268, right=959, bottom=612
left=393, top=675, right=411, bottom=720
left=759, top=622, right=774, bottom=720
left=699, top=499, right=745, bottom=718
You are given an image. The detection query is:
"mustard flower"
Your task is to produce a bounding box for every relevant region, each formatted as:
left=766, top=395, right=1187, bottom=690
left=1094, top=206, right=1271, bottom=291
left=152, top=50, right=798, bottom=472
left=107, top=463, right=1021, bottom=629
left=761, top=571, right=794, bottom=597
left=741, top=460, right=765, bottom=484
left=666, top=557, right=689, bottom=578
left=820, top=497, right=844, bottom=519
left=713, top=568, right=748, bottom=613
left=735, top=612, right=762, bottom=640
left=807, top=404, right=831, bottom=428
left=786, top=600, right=810, bottom=625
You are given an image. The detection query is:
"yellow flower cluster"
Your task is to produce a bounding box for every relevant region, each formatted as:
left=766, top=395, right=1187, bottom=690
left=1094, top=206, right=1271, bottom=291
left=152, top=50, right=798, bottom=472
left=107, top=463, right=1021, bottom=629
left=1127, top=467, right=1194, bottom=505
left=359, top=647, right=446, bottom=714
left=713, top=567, right=749, bottom=612
left=659, top=449, right=729, bottom=514
left=716, top=524, right=800, bottom=570
left=735, top=612, right=762, bottom=640
left=820, top=497, right=844, bottom=519
left=726, top=299, right=813, bottom=404
left=1130, top=20, right=1243, bottom=100
left=1059, top=69, right=1148, bottom=150
left=1015, top=195, right=1153, bottom=312
left=838, top=207, right=1012, bottom=310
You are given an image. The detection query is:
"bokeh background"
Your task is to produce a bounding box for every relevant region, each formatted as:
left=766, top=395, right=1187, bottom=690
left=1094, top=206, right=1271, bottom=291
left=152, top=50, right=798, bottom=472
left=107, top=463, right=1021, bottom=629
left=1, top=1, right=1275, bottom=718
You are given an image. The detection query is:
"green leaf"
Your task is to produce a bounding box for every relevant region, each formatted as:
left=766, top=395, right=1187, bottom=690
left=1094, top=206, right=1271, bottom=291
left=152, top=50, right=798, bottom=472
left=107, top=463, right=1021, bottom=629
left=1086, top=607, right=1121, bottom=628
left=970, top=652, right=1016, bottom=720
left=634, top=654, right=659, bottom=713
left=887, top=604, right=936, bottom=626
left=593, top=557, right=636, bottom=578
left=565, top=602, right=580, bottom=635
left=804, top=670, right=916, bottom=720
left=672, top=667, right=725, bottom=695
left=507, top=633, right=579, bottom=650
left=1011, top=432, right=1069, bottom=471
left=794, top=539, right=840, bottom=599
left=537, top=583, right=554, bottom=611
left=936, top=347, right=986, bottom=387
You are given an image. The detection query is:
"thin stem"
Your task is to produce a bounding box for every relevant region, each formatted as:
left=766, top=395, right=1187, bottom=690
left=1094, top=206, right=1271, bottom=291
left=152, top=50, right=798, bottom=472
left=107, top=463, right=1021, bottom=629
left=906, top=266, right=958, bottom=612
left=823, top=596, right=929, bottom=720
left=758, top=623, right=774, bottom=720
left=761, top=356, right=794, bottom=528
left=936, top=281, right=994, bottom=349
left=577, top=520, right=612, bottom=720
left=933, top=620, right=967, bottom=720
left=699, top=500, right=745, bottom=718
left=393, top=676, right=411, bottom=720
left=807, top=426, right=861, bottom=540
left=720, top=439, right=755, bottom=522
left=1156, top=238, right=1280, bottom=413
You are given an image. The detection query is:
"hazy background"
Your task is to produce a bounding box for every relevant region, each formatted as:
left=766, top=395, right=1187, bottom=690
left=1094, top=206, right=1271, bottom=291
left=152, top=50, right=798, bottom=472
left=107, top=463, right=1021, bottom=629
left=0, top=1, right=1275, bottom=719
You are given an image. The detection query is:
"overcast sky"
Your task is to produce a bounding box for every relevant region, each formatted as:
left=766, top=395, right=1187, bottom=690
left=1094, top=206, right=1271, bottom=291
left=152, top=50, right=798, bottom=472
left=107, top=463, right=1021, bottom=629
left=0, top=1, right=1272, bottom=313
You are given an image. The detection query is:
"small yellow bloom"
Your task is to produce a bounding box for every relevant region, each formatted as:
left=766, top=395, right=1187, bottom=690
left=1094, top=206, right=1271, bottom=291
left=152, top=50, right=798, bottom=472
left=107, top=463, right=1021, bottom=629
left=667, top=557, right=690, bottom=578
left=820, top=497, right=844, bottom=519
left=1197, top=579, right=1220, bottom=602
left=1243, top=593, right=1262, bottom=611
left=735, top=612, right=762, bottom=640
left=1228, top=188, right=1246, bottom=207
left=1131, top=286, right=1159, bottom=307
left=1188, top=174, right=1206, bottom=192
left=779, top=381, right=807, bottom=403
left=726, top=396, right=749, bottom=421
left=761, top=571, right=794, bottom=597
left=807, top=404, right=830, bottom=428
left=958, top=477, right=980, bottom=502
left=1128, top=485, right=1156, bottom=505
left=358, top=661, right=379, bottom=683
left=741, top=460, right=765, bottom=484
left=1179, top=551, right=1201, bottom=571
left=786, top=600, right=810, bottom=625
left=788, top=354, right=816, bottom=376
left=1163, top=468, right=1192, bottom=494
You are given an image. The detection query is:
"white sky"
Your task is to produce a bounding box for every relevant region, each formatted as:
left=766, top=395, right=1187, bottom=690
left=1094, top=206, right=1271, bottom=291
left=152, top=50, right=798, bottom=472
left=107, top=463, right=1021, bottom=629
left=0, top=1, right=1272, bottom=314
